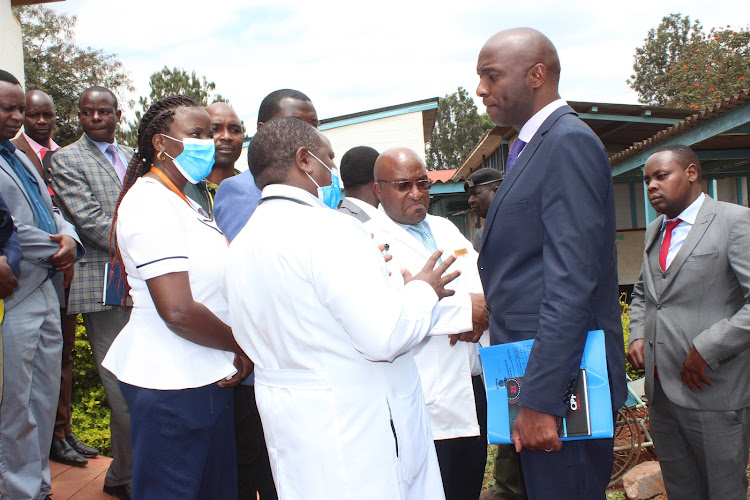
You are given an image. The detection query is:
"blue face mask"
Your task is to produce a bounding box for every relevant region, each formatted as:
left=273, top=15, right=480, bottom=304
left=161, top=134, right=216, bottom=184
left=307, top=151, right=343, bottom=209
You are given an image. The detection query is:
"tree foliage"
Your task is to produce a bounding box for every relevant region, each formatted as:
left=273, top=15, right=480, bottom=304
left=14, top=5, right=133, bottom=146
left=426, top=87, right=494, bottom=171
left=121, top=67, right=226, bottom=147
left=629, top=13, right=750, bottom=109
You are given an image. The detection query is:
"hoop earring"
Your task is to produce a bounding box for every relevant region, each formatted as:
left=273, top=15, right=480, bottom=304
left=156, top=151, right=166, bottom=161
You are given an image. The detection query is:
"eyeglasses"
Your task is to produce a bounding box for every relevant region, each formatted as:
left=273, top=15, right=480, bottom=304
left=377, top=179, right=432, bottom=192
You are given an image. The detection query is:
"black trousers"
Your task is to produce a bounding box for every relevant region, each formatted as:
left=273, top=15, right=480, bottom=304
left=434, top=375, right=488, bottom=500
left=235, top=384, right=277, bottom=500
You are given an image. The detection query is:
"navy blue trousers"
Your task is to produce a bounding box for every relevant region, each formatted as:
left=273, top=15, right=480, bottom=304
left=519, top=436, right=614, bottom=499
left=120, top=381, right=237, bottom=500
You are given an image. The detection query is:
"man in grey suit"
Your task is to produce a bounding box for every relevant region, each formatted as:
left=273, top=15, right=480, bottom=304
left=50, top=86, right=133, bottom=500
left=0, top=70, right=83, bottom=500
left=628, top=145, right=750, bottom=500
left=338, top=146, right=380, bottom=222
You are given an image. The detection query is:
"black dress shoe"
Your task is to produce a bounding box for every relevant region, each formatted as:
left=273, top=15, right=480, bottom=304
left=50, top=439, right=88, bottom=466
left=65, top=433, right=99, bottom=457
left=103, top=483, right=132, bottom=500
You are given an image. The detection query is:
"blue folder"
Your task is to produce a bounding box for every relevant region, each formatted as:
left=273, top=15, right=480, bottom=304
left=102, top=262, right=127, bottom=306
left=479, top=330, right=613, bottom=444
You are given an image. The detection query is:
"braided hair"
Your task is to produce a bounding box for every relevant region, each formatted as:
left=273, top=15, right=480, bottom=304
left=109, top=95, right=202, bottom=278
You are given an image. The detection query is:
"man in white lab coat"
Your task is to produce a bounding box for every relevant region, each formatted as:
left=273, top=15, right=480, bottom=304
left=225, top=117, right=460, bottom=500
left=366, top=147, right=489, bottom=500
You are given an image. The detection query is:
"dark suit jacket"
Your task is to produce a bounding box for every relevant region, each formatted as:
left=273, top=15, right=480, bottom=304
left=478, top=105, right=626, bottom=417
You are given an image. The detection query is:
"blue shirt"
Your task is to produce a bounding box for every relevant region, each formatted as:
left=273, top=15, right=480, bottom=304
left=214, top=169, right=262, bottom=243
left=0, top=140, right=56, bottom=235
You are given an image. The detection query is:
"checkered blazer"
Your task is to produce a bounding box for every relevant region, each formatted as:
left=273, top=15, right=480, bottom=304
left=50, top=135, right=133, bottom=314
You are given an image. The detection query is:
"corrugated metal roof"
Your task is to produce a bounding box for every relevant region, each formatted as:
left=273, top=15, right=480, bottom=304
left=428, top=169, right=457, bottom=184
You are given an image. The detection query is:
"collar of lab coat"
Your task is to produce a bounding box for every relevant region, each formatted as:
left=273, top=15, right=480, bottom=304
left=260, top=183, right=327, bottom=208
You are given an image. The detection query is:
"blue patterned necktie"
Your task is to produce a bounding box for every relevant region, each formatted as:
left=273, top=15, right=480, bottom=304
left=506, top=138, right=527, bottom=175
left=410, top=221, right=441, bottom=262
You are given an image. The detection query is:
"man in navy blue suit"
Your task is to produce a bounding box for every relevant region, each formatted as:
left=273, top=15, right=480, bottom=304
left=475, top=28, right=626, bottom=498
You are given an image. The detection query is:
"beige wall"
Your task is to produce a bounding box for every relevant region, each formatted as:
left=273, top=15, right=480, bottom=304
left=322, top=112, right=427, bottom=169
left=1, top=1, right=25, bottom=87
left=616, top=229, right=646, bottom=286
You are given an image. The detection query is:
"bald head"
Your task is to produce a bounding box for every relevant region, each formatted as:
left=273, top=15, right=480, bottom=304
left=374, top=148, right=431, bottom=225
left=476, top=28, right=561, bottom=129
left=24, top=89, right=56, bottom=145
left=373, top=147, right=423, bottom=179
left=206, top=101, right=237, bottom=118
left=482, top=29, right=560, bottom=84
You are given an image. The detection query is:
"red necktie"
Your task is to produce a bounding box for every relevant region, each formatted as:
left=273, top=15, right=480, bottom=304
left=659, top=219, right=682, bottom=271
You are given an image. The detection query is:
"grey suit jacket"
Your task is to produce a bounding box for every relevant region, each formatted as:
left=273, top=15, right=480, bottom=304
left=0, top=147, right=82, bottom=311
left=338, top=198, right=371, bottom=223
left=630, top=195, right=750, bottom=411
left=50, top=135, right=133, bottom=314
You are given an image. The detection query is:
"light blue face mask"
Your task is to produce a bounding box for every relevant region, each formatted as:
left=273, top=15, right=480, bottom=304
left=161, top=134, right=216, bottom=184
left=307, top=151, right=343, bottom=209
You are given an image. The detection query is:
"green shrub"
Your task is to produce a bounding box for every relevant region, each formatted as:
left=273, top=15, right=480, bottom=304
left=621, top=292, right=644, bottom=380
left=70, top=315, right=112, bottom=456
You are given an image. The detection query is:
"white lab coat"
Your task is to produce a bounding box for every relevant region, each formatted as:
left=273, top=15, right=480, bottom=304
left=225, top=185, right=446, bottom=500
left=366, top=210, right=487, bottom=440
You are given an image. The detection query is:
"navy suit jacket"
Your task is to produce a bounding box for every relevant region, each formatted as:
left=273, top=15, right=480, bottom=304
left=478, top=105, right=626, bottom=417
left=214, top=169, right=262, bottom=242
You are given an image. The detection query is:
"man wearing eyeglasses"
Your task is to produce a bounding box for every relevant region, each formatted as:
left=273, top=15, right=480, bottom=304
left=366, top=147, right=489, bottom=500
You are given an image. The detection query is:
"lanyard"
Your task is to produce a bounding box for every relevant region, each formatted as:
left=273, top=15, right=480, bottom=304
left=150, top=167, right=211, bottom=219
left=149, top=167, right=228, bottom=246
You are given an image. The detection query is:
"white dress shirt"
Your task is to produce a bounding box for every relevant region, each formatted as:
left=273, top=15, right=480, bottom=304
left=102, top=177, right=236, bottom=390
left=515, top=99, right=568, bottom=160
left=84, top=133, right=129, bottom=168
left=661, top=193, right=706, bottom=269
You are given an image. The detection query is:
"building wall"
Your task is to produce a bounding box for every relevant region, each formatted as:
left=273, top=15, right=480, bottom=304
left=1, top=2, right=25, bottom=87
left=322, top=112, right=427, bottom=169
left=616, top=229, right=646, bottom=286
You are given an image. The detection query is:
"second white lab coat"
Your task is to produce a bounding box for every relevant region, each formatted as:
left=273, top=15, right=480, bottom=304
left=366, top=210, right=487, bottom=440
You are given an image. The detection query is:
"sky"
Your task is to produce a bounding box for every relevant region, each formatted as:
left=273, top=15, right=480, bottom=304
left=48, top=0, right=749, bottom=135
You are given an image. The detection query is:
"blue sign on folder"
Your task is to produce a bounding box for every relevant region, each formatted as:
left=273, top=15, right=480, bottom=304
left=479, top=330, right=613, bottom=444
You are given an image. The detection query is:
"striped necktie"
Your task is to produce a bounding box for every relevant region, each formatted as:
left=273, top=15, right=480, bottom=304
left=506, top=138, right=527, bottom=174
left=106, top=144, right=127, bottom=182
left=410, top=221, right=441, bottom=262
